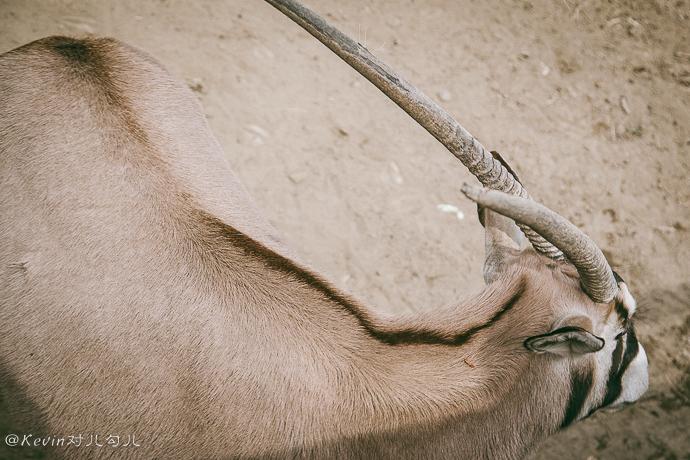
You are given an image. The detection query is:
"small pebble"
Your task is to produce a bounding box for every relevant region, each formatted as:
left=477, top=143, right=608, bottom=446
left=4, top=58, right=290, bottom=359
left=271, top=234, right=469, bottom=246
left=245, top=124, right=268, bottom=146
left=540, top=62, right=550, bottom=76
left=437, top=89, right=452, bottom=102
left=437, top=204, right=465, bottom=220
left=389, top=162, right=403, bottom=184
left=288, top=170, right=308, bottom=184
left=188, top=77, right=205, bottom=94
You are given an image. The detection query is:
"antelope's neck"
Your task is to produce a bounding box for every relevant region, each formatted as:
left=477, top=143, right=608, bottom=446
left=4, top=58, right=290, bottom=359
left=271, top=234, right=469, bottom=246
left=196, top=219, right=564, bottom=457
left=321, top=327, right=565, bottom=459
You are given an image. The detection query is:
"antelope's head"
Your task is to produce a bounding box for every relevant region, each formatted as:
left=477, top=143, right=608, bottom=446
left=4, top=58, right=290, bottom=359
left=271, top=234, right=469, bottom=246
left=268, top=0, right=649, bottom=427
left=465, top=180, right=649, bottom=426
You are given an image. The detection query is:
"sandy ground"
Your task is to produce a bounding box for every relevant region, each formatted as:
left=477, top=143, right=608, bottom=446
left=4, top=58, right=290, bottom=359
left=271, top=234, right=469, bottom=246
left=1, top=0, right=688, bottom=458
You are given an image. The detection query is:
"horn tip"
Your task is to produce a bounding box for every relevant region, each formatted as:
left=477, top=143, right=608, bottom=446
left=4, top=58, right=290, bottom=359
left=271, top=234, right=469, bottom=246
left=461, top=183, right=483, bottom=202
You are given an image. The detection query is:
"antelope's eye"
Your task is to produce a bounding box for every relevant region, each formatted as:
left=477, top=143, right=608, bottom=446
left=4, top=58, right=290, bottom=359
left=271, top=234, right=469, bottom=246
left=615, top=331, right=627, bottom=340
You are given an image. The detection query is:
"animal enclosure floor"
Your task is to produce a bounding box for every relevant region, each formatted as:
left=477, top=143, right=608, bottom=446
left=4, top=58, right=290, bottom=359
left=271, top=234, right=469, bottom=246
left=1, top=0, right=688, bottom=458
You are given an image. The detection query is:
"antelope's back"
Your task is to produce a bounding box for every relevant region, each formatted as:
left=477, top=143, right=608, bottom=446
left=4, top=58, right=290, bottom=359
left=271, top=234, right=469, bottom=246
left=0, top=36, right=286, bottom=458
left=0, top=36, right=287, bottom=251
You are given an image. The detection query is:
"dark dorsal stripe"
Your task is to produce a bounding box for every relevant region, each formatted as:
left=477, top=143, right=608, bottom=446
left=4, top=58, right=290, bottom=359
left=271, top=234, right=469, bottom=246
left=601, top=326, right=639, bottom=407
left=195, top=210, right=525, bottom=347
left=561, top=364, right=594, bottom=428
left=369, top=284, right=524, bottom=346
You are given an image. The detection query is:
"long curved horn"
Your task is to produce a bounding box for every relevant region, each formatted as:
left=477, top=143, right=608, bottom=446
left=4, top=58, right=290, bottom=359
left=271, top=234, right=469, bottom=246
left=461, top=184, right=618, bottom=303
left=265, top=0, right=564, bottom=260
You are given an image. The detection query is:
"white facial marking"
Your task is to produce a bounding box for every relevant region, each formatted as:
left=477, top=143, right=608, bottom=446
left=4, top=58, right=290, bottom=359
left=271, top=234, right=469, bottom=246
left=612, top=344, right=649, bottom=407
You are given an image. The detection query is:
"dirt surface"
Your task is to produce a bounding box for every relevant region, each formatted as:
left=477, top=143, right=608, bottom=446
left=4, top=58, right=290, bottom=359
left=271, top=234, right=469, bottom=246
left=1, top=0, right=688, bottom=458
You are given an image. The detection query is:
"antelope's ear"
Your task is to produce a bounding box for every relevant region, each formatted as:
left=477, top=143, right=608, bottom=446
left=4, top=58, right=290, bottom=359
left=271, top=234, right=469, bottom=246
left=525, top=317, right=604, bottom=356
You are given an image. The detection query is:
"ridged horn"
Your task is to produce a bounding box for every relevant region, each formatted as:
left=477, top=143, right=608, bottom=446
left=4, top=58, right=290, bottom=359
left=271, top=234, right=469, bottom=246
left=265, top=0, right=564, bottom=260
left=461, top=184, right=618, bottom=303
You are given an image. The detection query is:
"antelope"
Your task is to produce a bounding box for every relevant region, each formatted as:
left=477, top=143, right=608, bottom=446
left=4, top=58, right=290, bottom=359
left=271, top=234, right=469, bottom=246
left=0, top=0, right=648, bottom=459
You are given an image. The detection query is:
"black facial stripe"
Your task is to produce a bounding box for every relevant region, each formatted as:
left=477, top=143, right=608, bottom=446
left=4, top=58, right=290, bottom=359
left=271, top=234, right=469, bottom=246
left=601, top=326, right=639, bottom=407
left=611, top=270, right=630, bottom=324
left=614, top=300, right=629, bottom=324
left=598, top=334, right=625, bottom=411
left=561, top=365, right=594, bottom=428
left=612, top=270, right=624, bottom=284
left=611, top=335, right=625, bottom=374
